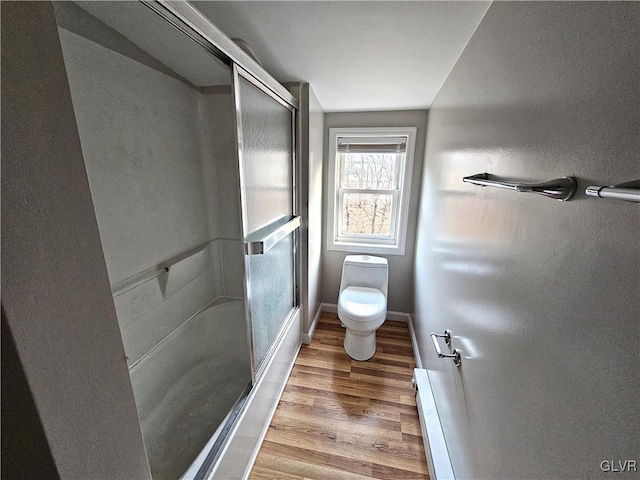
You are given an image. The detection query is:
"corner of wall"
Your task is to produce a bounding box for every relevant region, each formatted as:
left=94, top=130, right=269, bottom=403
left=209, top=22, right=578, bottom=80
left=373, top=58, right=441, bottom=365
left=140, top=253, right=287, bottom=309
left=1, top=2, right=151, bottom=477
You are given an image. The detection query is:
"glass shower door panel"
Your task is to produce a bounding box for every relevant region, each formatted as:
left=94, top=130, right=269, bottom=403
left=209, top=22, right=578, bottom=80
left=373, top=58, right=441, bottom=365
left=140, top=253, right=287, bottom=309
left=247, top=232, right=295, bottom=367
left=236, top=73, right=297, bottom=372
left=238, top=76, right=293, bottom=233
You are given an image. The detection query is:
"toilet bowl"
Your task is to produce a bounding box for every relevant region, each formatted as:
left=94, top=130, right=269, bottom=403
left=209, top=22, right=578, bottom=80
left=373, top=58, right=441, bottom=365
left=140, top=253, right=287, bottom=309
left=337, top=255, right=388, bottom=361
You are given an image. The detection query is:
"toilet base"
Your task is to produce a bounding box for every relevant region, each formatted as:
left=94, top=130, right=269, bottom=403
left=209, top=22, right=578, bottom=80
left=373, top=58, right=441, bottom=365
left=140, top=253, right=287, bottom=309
left=344, top=329, right=377, bottom=361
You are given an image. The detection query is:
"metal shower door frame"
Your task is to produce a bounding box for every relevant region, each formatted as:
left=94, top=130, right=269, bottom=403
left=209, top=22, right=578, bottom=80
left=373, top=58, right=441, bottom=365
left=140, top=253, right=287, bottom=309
left=231, top=63, right=300, bottom=382
left=140, top=0, right=300, bottom=385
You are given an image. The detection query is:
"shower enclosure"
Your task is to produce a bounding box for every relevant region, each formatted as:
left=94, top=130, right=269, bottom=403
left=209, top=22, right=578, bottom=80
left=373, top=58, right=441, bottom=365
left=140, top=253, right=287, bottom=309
left=53, top=1, right=299, bottom=478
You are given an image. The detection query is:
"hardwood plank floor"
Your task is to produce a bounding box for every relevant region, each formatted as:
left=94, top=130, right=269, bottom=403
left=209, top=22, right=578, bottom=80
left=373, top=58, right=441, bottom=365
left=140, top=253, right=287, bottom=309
left=249, top=313, right=429, bottom=480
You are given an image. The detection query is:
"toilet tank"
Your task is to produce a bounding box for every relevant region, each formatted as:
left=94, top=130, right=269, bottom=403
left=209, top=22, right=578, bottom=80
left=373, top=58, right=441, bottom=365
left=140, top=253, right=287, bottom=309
left=340, top=255, right=388, bottom=297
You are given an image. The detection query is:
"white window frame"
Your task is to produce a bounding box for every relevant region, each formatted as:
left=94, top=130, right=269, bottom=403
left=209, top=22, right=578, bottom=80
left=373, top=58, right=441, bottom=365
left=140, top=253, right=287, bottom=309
left=326, top=127, right=416, bottom=256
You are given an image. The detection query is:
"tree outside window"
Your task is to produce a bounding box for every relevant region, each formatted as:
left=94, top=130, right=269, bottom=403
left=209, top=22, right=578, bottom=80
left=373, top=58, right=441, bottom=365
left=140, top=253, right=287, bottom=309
left=340, top=152, right=399, bottom=236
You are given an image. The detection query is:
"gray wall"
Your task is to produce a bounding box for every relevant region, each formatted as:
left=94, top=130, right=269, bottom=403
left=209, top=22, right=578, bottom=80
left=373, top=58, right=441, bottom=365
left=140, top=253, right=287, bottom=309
left=413, top=2, right=639, bottom=478
left=306, top=86, right=325, bottom=328
left=321, top=110, right=428, bottom=313
left=1, top=310, right=59, bottom=479
left=288, top=83, right=325, bottom=336
left=1, top=2, right=151, bottom=478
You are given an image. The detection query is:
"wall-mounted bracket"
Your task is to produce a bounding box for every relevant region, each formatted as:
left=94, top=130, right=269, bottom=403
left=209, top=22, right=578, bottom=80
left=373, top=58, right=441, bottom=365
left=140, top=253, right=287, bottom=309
left=463, top=173, right=577, bottom=201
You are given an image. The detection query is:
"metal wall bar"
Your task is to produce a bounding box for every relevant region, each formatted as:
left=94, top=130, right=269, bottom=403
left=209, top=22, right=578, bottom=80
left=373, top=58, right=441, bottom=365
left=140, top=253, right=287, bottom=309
left=586, top=181, right=640, bottom=203
left=245, top=216, right=301, bottom=255
left=463, top=173, right=577, bottom=201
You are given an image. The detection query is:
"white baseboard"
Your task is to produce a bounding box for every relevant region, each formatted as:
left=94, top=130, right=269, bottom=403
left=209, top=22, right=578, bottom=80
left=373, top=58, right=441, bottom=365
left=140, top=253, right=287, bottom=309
left=386, top=310, right=409, bottom=322
left=413, top=368, right=455, bottom=480
left=320, top=303, right=409, bottom=322
left=302, top=304, right=323, bottom=344
left=321, top=302, right=337, bottom=314
left=407, top=313, right=423, bottom=369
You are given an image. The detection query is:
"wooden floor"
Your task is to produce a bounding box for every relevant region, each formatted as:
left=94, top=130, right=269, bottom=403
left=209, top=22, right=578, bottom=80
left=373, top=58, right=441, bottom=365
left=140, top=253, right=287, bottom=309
left=249, top=313, right=429, bottom=480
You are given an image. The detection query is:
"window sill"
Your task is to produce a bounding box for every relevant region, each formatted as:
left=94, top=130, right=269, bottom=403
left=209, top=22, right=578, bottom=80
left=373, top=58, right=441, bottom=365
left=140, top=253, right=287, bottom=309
left=327, top=240, right=405, bottom=256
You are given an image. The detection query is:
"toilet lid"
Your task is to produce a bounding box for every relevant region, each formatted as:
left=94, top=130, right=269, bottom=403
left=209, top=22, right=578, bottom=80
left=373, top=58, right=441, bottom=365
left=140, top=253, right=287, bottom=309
left=338, top=286, right=386, bottom=322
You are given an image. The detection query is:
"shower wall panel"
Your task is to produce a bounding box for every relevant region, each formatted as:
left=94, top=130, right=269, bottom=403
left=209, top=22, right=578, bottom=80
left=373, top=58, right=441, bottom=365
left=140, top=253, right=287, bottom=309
left=201, top=90, right=246, bottom=298
left=58, top=27, right=215, bottom=281
left=58, top=26, right=221, bottom=366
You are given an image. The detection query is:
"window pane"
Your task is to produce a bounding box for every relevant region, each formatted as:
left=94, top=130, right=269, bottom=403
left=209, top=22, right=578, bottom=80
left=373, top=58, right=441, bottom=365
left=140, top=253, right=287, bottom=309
left=341, top=193, right=393, bottom=236
left=341, top=153, right=400, bottom=189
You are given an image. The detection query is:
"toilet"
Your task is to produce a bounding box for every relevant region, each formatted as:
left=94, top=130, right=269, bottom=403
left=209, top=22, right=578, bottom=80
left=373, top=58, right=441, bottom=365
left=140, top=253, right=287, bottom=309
left=337, top=255, right=388, bottom=361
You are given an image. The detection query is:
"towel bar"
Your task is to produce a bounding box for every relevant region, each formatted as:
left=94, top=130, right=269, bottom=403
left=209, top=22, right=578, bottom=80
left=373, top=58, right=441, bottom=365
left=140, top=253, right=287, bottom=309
left=585, top=181, right=640, bottom=203
left=463, top=173, right=577, bottom=201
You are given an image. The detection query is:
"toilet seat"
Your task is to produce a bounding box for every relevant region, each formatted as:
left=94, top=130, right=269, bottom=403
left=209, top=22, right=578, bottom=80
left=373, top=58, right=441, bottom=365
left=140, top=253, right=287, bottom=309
left=338, top=286, right=386, bottom=322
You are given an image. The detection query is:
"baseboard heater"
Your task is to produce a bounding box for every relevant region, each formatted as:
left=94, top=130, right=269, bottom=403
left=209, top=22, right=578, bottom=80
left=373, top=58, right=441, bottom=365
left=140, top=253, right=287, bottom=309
left=413, top=368, right=456, bottom=480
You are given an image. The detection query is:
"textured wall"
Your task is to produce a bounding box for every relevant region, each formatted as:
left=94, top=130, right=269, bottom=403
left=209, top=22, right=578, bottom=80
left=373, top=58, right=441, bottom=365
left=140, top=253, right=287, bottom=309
left=1, top=2, right=151, bottom=477
left=288, top=82, right=325, bottom=336
left=306, top=85, right=325, bottom=326
left=321, top=110, right=428, bottom=313
left=413, top=2, right=639, bottom=478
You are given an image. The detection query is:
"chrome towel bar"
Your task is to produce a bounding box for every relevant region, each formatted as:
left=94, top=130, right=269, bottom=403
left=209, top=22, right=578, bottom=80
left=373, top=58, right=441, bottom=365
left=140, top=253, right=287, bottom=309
left=463, top=173, right=577, bottom=201
left=430, top=331, right=461, bottom=367
left=585, top=180, right=640, bottom=203
left=245, top=216, right=301, bottom=255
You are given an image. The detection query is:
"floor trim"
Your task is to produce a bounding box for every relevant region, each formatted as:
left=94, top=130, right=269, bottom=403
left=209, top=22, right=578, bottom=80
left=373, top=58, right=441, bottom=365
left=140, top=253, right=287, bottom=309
left=301, top=304, right=323, bottom=344
left=320, top=302, right=338, bottom=314
left=407, top=313, right=423, bottom=369
left=320, top=302, right=409, bottom=322
left=414, top=368, right=455, bottom=480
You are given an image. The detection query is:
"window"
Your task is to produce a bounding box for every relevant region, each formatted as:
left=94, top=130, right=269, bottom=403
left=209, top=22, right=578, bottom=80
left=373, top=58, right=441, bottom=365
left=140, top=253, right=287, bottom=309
left=327, top=127, right=416, bottom=255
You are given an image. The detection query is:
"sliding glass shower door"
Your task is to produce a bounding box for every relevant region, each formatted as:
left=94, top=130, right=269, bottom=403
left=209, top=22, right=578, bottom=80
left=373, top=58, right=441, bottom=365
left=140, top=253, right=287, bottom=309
left=233, top=67, right=299, bottom=378
left=54, top=2, right=254, bottom=478
left=55, top=1, right=300, bottom=475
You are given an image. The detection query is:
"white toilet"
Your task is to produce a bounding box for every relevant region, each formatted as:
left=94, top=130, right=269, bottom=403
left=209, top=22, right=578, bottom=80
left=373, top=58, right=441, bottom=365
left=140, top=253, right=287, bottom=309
left=337, top=255, right=388, bottom=361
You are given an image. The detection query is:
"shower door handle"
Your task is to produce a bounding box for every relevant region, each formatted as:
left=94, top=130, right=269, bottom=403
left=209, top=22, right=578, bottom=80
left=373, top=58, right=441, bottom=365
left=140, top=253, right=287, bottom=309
left=430, top=331, right=462, bottom=367
left=245, top=216, right=301, bottom=255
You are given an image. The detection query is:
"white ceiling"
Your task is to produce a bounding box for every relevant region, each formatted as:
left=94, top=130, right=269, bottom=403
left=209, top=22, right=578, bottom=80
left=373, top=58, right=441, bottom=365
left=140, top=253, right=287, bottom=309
left=193, top=1, right=491, bottom=112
